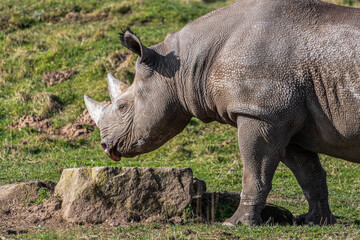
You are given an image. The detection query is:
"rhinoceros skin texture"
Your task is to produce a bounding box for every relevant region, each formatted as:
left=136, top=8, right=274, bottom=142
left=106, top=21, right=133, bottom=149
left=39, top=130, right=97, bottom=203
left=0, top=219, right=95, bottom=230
left=85, top=0, right=360, bottom=226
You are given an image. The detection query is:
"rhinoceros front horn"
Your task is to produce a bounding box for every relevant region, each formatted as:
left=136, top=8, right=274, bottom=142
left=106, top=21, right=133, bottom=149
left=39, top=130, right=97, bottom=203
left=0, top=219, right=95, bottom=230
left=84, top=95, right=104, bottom=126
left=107, top=73, right=129, bottom=101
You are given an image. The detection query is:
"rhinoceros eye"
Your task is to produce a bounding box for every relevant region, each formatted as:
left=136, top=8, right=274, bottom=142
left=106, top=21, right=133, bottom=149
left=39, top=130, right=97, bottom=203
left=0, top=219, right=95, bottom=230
left=119, top=104, right=125, bottom=110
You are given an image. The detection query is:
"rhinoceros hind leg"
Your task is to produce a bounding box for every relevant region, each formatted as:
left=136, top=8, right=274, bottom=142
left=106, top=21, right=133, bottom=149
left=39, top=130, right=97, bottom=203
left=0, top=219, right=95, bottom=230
left=283, top=145, right=336, bottom=225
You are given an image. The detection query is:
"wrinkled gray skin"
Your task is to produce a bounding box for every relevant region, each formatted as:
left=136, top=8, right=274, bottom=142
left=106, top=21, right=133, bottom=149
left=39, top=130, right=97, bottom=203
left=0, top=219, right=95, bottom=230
left=85, top=0, right=360, bottom=226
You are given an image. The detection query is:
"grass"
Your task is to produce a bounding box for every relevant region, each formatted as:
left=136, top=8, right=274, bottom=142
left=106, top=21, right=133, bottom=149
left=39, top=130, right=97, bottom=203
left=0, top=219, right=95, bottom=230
left=9, top=224, right=360, bottom=239
left=1, top=0, right=360, bottom=239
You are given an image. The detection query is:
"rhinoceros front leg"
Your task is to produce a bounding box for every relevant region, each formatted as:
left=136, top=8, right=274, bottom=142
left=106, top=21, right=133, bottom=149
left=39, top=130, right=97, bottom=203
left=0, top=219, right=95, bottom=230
left=224, top=117, right=288, bottom=226
left=283, top=145, right=336, bottom=225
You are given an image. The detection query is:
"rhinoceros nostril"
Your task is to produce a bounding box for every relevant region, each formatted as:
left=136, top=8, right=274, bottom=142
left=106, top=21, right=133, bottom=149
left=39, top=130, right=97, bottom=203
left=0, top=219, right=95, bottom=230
left=101, top=143, right=108, bottom=154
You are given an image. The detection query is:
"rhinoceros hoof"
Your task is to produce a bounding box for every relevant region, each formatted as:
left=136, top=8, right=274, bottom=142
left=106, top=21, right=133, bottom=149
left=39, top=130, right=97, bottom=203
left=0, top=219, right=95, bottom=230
left=223, top=209, right=263, bottom=226
left=296, top=213, right=336, bottom=225
left=223, top=217, right=262, bottom=226
left=222, top=203, right=294, bottom=226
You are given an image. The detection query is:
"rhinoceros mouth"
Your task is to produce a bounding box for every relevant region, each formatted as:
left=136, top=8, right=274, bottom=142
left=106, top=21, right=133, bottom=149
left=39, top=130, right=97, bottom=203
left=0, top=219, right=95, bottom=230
left=101, top=143, right=122, bottom=161
left=109, top=151, right=122, bottom=162
left=107, top=146, right=138, bottom=161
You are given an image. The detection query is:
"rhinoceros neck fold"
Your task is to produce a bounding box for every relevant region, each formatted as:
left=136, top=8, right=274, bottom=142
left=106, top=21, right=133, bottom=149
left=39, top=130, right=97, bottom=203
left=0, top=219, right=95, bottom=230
left=168, top=4, right=238, bottom=124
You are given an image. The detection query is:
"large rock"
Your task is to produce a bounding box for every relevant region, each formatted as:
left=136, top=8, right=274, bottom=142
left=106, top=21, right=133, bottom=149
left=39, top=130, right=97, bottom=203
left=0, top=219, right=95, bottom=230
left=55, top=167, right=195, bottom=224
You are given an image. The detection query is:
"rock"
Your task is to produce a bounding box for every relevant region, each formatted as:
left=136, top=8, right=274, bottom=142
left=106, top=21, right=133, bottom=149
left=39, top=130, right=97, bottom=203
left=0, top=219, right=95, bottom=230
left=0, top=181, right=55, bottom=206
left=55, top=167, right=194, bottom=224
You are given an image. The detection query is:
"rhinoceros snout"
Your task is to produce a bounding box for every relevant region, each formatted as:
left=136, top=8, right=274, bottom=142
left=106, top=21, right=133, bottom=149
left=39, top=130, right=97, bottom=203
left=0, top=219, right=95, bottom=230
left=100, top=141, right=122, bottom=162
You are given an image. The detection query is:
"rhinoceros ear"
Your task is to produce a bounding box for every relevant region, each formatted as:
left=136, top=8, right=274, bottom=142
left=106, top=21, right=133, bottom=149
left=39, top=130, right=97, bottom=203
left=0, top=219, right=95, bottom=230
left=120, top=27, right=155, bottom=65
left=107, top=73, right=129, bottom=101
left=84, top=95, right=104, bottom=126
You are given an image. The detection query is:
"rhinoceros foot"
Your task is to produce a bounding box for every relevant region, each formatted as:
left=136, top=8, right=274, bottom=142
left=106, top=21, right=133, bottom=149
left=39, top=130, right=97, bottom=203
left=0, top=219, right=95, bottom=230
left=223, top=204, right=263, bottom=226
left=223, top=217, right=261, bottom=226
left=296, top=212, right=336, bottom=226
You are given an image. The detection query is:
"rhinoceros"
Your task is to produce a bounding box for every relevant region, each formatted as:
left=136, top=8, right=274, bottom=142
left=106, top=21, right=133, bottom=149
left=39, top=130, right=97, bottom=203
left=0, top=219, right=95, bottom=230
left=84, top=0, right=360, bottom=226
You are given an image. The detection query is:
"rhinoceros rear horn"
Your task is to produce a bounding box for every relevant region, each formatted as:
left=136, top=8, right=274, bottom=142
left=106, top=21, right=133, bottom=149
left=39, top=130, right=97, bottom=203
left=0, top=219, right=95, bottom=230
left=84, top=95, right=104, bottom=126
left=107, top=73, right=129, bottom=101
left=120, top=27, right=156, bottom=65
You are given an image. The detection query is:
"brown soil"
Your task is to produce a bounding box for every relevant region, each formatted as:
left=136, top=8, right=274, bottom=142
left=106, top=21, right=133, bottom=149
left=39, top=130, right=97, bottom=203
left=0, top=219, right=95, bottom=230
left=0, top=196, right=65, bottom=231
left=0, top=181, right=64, bottom=235
left=83, top=12, right=109, bottom=23
left=8, top=109, right=96, bottom=140
left=0, top=195, right=183, bottom=237
left=8, top=115, right=50, bottom=132
left=64, top=12, right=81, bottom=22
left=42, top=70, right=78, bottom=86
left=64, top=11, right=109, bottom=24
left=58, top=109, right=95, bottom=139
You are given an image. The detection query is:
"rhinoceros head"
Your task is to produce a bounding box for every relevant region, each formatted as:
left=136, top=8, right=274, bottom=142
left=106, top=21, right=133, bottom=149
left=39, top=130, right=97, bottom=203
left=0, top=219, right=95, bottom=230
left=84, top=28, right=190, bottom=161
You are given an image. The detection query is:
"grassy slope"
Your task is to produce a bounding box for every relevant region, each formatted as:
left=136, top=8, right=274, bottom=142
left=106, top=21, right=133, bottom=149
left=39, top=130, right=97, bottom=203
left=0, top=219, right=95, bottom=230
left=1, top=0, right=360, bottom=239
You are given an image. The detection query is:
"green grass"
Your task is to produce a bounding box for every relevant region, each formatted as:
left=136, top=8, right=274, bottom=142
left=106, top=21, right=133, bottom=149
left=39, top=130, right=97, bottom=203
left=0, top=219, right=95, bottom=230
left=1, top=0, right=360, bottom=239
left=9, top=224, right=360, bottom=239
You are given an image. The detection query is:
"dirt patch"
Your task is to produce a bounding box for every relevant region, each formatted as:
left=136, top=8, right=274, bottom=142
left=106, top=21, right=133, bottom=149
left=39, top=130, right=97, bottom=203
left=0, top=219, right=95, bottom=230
left=1, top=194, right=153, bottom=236
left=42, top=70, right=78, bottom=86
left=59, top=123, right=93, bottom=139
left=64, top=12, right=81, bottom=22
left=8, top=109, right=96, bottom=139
left=0, top=181, right=63, bottom=234
left=58, top=109, right=95, bottom=139
left=8, top=115, right=50, bottom=132
left=1, top=194, right=65, bottom=234
left=83, top=11, right=109, bottom=23
left=64, top=10, right=109, bottom=24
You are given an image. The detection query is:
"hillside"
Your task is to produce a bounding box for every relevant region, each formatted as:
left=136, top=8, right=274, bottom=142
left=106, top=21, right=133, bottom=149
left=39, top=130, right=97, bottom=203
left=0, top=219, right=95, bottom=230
left=1, top=0, right=360, bottom=239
